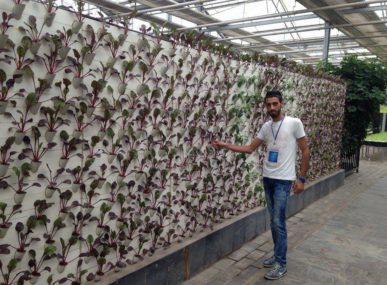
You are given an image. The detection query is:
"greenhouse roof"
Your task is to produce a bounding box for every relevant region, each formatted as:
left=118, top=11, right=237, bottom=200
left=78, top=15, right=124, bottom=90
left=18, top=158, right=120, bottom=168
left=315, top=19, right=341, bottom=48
left=60, top=0, right=387, bottom=65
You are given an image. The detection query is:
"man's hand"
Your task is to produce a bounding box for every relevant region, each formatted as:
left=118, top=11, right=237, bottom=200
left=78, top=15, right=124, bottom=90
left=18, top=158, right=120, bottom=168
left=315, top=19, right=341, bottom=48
left=293, top=180, right=304, bottom=194
left=210, top=140, right=227, bottom=149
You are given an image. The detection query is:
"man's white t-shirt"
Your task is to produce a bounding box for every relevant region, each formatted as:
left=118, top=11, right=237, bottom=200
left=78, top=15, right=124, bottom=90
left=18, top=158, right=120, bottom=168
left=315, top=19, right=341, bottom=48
left=257, top=116, right=306, bottom=181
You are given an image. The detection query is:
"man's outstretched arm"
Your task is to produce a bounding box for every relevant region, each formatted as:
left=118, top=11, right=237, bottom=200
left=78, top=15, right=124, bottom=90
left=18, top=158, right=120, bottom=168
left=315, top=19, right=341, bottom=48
left=211, top=138, right=263, bottom=154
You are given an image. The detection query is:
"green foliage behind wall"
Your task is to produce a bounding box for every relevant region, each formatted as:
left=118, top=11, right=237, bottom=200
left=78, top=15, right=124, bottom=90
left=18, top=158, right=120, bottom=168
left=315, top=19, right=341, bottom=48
left=319, top=56, right=387, bottom=153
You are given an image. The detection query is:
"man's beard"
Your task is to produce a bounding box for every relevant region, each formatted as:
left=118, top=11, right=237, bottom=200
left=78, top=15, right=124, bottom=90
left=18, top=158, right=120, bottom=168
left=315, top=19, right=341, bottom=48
left=268, top=109, right=281, bottom=118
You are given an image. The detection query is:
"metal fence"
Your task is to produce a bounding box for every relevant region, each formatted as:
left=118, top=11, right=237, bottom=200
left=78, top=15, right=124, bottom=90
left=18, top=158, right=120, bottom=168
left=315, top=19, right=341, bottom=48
left=341, top=147, right=360, bottom=174
left=341, top=141, right=387, bottom=174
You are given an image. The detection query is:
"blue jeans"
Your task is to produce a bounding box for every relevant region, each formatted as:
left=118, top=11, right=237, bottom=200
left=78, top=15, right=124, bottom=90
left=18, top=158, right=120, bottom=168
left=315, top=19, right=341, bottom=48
left=263, top=177, right=292, bottom=266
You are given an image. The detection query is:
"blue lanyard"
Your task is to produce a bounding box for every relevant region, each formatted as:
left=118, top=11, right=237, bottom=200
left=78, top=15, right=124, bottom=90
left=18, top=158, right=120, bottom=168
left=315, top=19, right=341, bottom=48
left=271, top=116, right=285, bottom=145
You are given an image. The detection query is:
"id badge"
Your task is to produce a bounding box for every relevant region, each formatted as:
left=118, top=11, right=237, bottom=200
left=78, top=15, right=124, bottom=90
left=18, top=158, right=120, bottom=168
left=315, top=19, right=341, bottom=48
left=268, top=148, right=279, bottom=163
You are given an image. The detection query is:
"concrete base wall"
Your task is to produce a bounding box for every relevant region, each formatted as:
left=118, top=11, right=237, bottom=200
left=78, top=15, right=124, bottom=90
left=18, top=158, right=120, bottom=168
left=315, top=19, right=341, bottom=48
left=104, top=169, right=345, bottom=285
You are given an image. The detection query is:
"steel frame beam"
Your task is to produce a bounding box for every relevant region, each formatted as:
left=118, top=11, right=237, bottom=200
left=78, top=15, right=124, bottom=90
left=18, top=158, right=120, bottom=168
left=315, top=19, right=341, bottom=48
left=82, top=0, right=387, bottom=61
left=239, top=34, right=387, bottom=50
left=84, top=0, right=182, bottom=29
left=208, top=6, right=387, bottom=32
left=306, top=55, right=378, bottom=62
left=341, top=4, right=387, bottom=14
left=269, top=44, right=363, bottom=55
left=209, top=14, right=318, bottom=32
left=271, top=0, right=301, bottom=41
left=146, top=0, right=257, bottom=15
left=293, top=52, right=384, bottom=61
left=280, top=43, right=387, bottom=52
left=178, top=0, right=387, bottom=31
left=106, top=0, right=218, bottom=18
left=214, top=19, right=387, bottom=42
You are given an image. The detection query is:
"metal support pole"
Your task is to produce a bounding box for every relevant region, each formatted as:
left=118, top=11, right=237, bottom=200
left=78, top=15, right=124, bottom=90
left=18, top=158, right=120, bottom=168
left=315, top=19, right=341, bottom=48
left=322, top=22, right=331, bottom=64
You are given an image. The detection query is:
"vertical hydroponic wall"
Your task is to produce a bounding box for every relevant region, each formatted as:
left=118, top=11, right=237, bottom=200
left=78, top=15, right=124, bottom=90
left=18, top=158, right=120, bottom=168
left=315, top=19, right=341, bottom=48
left=0, top=1, right=346, bottom=284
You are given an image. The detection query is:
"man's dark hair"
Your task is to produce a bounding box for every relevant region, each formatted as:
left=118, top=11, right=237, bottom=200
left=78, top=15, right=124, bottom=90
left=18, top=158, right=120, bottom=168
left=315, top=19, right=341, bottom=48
left=265, top=90, right=283, bottom=103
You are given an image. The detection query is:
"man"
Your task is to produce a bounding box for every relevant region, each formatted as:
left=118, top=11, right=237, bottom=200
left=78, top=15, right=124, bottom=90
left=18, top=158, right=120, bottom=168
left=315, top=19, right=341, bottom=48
left=211, top=90, right=310, bottom=280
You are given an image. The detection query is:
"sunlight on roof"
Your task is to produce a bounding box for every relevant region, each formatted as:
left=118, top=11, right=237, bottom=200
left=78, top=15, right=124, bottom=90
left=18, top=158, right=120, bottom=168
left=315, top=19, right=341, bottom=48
left=57, top=0, right=386, bottom=64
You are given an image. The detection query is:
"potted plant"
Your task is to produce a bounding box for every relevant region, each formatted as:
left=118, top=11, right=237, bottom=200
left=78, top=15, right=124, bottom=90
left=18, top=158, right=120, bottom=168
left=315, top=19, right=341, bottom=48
left=12, top=0, right=29, bottom=20
left=111, top=150, right=138, bottom=183
left=56, top=236, right=77, bottom=273
left=94, top=64, right=114, bottom=98
left=37, top=164, right=71, bottom=198
left=114, top=193, right=130, bottom=228
left=91, top=255, right=114, bottom=282
left=13, top=217, right=39, bottom=260
left=18, top=15, right=46, bottom=55
left=102, top=127, right=122, bottom=163
left=95, top=106, right=113, bottom=138
left=79, top=234, right=100, bottom=264
left=8, top=36, right=34, bottom=83
left=26, top=245, right=56, bottom=284
left=58, top=189, right=79, bottom=220
left=81, top=24, right=107, bottom=65
left=69, top=211, right=91, bottom=237
left=83, top=135, right=101, bottom=159
left=104, top=33, right=125, bottom=68
left=137, top=167, right=158, bottom=194
left=71, top=0, right=85, bottom=33
left=56, top=27, right=75, bottom=59
left=115, top=60, right=135, bottom=95
left=0, top=136, right=16, bottom=176
left=100, top=180, right=127, bottom=207
left=0, top=12, right=13, bottom=48
left=122, top=215, right=140, bottom=247
left=54, top=259, right=90, bottom=285
left=85, top=79, right=105, bottom=117
left=53, top=78, right=73, bottom=115
left=114, top=244, right=129, bottom=272
left=67, top=158, right=94, bottom=192
left=31, top=78, right=50, bottom=114
left=116, top=109, right=133, bottom=138
left=0, top=202, right=22, bottom=238
left=81, top=179, right=100, bottom=213
left=90, top=202, right=111, bottom=236
left=59, top=130, right=80, bottom=168
left=32, top=200, right=54, bottom=228
left=64, top=47, right=95, bottom=89
left=7, top=163, right=40, bottom=204
left=0, top=69, right=22, bottom=114
left=137, top=24, right=151, bottom=52
left=67, top=102, right=95, bottom=138
left=88, top=163, right=110, bottom=189
left=133, top=234, right=148, bottom=262
left=18, top=126, right=57, bottom=173
left=43, top=217, right=65, bottom=245
left=5, top=93, right=38, bottom=144
left=38, top=101, right=70, bottom=142
left=42, top=0, right=57, bottom=27
left=38, top=35, right=68, bottom=85
left=0, top=258, right=25, bottom=285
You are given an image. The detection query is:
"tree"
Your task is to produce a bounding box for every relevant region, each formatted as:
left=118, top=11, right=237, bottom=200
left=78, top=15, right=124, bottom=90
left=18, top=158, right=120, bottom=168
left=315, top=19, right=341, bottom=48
left=318, top=55, right=387, bottom=154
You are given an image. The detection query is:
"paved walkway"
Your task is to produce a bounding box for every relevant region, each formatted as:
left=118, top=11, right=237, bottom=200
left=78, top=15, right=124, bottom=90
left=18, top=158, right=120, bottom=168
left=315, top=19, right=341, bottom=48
left=182, top=160, right=387, bottom=285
